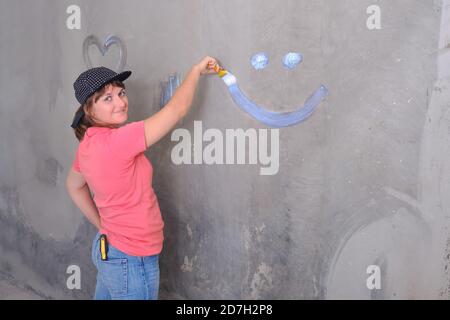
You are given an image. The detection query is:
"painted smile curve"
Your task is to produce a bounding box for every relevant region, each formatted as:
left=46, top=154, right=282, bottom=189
left=219, top=71, right=329, bottom=128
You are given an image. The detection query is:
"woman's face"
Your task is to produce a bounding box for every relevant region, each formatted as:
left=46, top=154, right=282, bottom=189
left=86, top=84, right=128, bottom=127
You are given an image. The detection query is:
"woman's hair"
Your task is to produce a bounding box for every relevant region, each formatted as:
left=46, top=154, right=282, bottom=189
left=72, top=80, right=125, bottom=141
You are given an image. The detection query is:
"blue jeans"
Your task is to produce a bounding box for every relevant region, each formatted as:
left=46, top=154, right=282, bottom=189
left=91, top=232, right=160, bottom=300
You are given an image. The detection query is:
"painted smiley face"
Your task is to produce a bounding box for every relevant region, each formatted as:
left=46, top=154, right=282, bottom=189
left=217, top=52, right=329, bottom=128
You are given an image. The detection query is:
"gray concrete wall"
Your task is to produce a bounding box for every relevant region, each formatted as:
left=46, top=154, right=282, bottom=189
left=0, top=0, right=449, bottom=299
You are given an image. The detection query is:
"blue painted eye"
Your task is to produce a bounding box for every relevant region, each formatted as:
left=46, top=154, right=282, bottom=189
left=250, top=52, right=269, bottom=70
left=282, top=52, right=303, bottom=69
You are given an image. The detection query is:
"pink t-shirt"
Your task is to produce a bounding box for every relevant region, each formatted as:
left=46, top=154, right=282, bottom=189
left=72, top=121, right=164, bottom=256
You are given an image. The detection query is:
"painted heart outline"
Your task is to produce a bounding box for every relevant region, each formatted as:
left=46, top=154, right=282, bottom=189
left=83, top=35, right=127, bottom=72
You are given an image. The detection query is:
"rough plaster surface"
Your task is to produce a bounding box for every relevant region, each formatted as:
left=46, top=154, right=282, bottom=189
left=0, top=0, right=449, bottom=299
left=0, top=272, right=44, bottom=300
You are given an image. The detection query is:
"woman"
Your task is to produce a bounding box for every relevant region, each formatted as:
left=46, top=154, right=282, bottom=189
left=65, top=56, right=219, bottom=299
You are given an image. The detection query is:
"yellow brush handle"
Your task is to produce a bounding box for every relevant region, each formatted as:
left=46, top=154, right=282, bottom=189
left=210, top=63, right=228, bottom=78
left=217, top=69, right=228, bottom=78
left=100, top=235, right=107, bottom=260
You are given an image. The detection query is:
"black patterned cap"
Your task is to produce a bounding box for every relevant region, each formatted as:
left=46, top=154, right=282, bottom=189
left=71, top=66, right=131, bottom=128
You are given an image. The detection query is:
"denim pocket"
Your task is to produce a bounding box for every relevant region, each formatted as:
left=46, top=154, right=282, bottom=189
left=91, top=232, right=100, bottom=267
left=98, top=258, right=128, bottom=296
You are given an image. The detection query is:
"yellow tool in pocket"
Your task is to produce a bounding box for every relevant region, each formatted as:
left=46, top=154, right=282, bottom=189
left=100, top=234, right=108, bottom=261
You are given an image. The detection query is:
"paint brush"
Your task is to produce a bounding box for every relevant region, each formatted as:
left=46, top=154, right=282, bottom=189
left=209, top=62, right=228, bottom=78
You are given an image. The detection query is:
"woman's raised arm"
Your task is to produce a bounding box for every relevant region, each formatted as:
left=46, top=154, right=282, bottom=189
left=143, top=56, right=218, bottom=148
